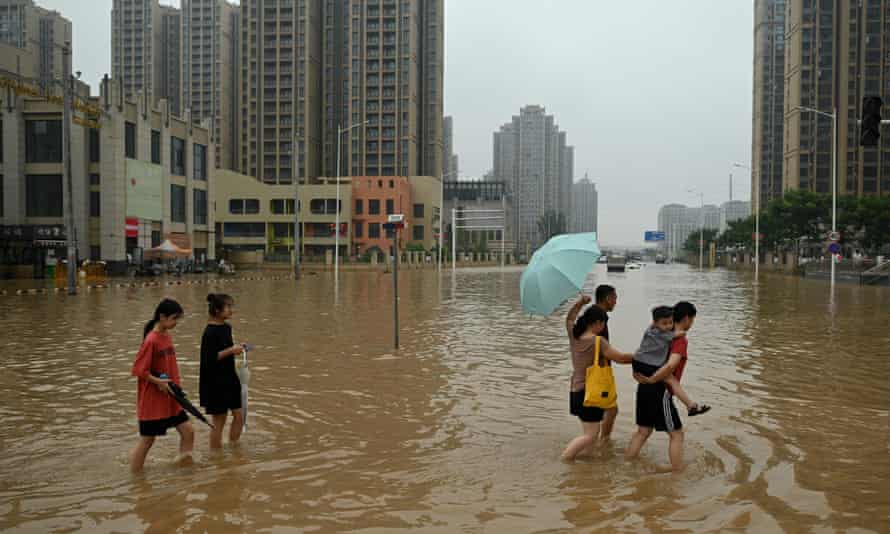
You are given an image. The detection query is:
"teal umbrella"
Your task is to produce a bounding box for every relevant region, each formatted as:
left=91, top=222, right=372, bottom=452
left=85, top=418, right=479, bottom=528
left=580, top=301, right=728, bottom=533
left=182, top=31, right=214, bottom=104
left=520, top=232, right=601, bottom=316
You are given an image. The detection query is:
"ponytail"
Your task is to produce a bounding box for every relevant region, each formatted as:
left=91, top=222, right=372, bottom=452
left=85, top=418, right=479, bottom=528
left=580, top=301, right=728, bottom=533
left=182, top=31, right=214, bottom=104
left=573, top=305, right=608, bottom=339
left=144, top=298, right=184, bottom=338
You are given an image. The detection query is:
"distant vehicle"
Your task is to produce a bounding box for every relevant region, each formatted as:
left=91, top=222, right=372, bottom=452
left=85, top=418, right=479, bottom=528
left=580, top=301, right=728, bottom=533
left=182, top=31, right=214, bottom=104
left=627, top=261, right=643, bottom=271
left=607, top=255, right=627, bottom=272
left=597, top=255, right=608, bottom=264
left=655, top=254, right=666, bottom=264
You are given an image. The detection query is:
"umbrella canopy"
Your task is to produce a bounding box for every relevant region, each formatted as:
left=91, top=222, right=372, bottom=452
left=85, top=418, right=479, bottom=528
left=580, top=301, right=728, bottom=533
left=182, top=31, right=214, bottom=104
left=144, top=239, right=192, bottom=258
left=167, top=382, right=214, bottom=428
left=520, top=232, right=601, bottom=316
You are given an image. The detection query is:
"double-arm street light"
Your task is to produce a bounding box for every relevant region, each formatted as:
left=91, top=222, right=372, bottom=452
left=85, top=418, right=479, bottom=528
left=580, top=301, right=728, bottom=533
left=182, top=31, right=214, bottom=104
left=794, top=106, right=838, bottom=291
left=686, top=188, right=705, bottom=269
left=334, top=120, right=370, bottom=284
left=439, top=171, right=460, bottom=270
left=732, top=162, right=757, bottom=278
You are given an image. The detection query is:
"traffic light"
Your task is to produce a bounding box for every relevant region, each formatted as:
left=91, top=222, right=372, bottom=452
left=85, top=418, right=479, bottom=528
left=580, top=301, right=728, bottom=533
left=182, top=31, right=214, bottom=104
left=860, top=96, right=883, bottom=147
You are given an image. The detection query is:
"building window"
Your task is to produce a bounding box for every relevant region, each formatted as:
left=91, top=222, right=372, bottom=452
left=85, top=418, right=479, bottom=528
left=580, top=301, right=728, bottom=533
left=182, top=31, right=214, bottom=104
left=245, top=199, right=260, bottom=214
left=413, top=224, right=424, bottom=241
left=193, top=189, right=207, bottom=225
left=369, top=199, right=380, bottom=214
left=151, top=130, right=161, bottom=164
left=369, top=222, right=381, bottom=238
left=193, top=143, right=207, bottom=180
left=26, top=175, right=63, bottom=217
left=230, top=199, right=244, bottom=214
left=90, top=246, right=101, bottom=261
left=25, top=120, right=62, bottom=162
left=223, top=222, right=266, bottom=237
left=171, top=184, right=186, bottom=222
left=89, top=129, right=100, bottom=162
left=386, top=199, right=394, bottom=214
left=171, top=136, right=186, bottom=175
left=90, top=191, right=100, bottom=217
left=355, top=199, right=363, bottom=214
left=413, top=203, right=424, bottom=218
left=125, top=121, right=136, bottom=158
left=389, top=179, right=394, bottom=188
left=0, top=175, right=3, bottom=217
left=89, top=174, right=100, bottom=185
left=354, top=221, right=363, bottom=238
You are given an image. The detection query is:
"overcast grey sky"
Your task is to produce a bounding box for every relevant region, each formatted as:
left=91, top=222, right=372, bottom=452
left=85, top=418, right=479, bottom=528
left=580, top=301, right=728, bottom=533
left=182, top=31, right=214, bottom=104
left=41, top=0, right=753, bottom=247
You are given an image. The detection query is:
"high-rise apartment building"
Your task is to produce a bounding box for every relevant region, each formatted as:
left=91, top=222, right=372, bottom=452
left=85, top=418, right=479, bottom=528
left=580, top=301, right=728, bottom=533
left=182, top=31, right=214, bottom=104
left=751, top=0, right=785, bottom=209
left=492, top=105, right=573, bottom=249
left=781, top=0, right=890, bottom=198
left=182, top=0, right=238, bottom=170
left=239, top=0, right=323, bottom=184
left=443, top=115, right=458, bottom=177
left=570, top=174, right=597, bottom=234
left=160, top=6, right=181, bottom=116
left=239, top=0, right=442, bottom=184
left=112, top=0, right=179, bottom=109
left=0, top=0, right=71, bottom=91
left=658, top=203, right=721, bottom=259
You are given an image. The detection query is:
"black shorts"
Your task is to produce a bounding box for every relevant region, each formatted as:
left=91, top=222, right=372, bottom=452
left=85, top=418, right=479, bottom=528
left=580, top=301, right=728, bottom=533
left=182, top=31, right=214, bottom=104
left=202, top=385, right=242, bottom=416
left=139, top=410, right=189, bottom=437
left=632, top=359, right=660, bottom=376
left=569, top=390, right=605, bottom=423
left=635, top=383, right=683, bottom=433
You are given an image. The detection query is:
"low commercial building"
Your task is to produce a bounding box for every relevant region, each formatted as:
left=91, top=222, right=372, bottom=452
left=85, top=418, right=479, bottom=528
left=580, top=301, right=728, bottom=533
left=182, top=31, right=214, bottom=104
left=443, top=180, right=513, bottom=254
left=1, top=75, right=214, bottom=276
left=214, top=171, right=352, bottom=260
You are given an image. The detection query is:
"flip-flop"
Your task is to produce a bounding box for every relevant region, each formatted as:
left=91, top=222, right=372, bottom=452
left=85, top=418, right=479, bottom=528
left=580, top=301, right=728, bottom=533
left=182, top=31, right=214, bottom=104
left=688, top=404, right=711, bottom=417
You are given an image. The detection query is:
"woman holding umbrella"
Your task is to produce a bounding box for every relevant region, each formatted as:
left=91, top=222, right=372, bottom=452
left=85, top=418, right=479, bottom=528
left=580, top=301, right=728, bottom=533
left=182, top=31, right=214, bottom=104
left=200, top=293, right=248, bottom=450
left=562, top=295, right=634, bottom=461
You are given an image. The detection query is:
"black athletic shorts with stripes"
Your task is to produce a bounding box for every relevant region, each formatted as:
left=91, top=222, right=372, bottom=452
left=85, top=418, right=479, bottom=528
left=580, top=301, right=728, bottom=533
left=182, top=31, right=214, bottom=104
left=634, top=361, right=683, bottom=432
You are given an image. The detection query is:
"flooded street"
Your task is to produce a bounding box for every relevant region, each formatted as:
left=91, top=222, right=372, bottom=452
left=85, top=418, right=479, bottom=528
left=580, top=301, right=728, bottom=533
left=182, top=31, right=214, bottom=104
left=1, top=264, right=889, bottom=533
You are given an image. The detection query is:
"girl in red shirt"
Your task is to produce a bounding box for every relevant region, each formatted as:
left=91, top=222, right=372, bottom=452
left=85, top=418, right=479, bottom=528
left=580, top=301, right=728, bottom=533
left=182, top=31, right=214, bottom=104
left=130, top=299, right=195, bottom=473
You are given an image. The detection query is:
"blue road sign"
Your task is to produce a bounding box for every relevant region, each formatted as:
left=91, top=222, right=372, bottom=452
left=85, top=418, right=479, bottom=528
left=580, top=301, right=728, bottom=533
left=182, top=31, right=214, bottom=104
left=644, top=231, right=666, bottom=242
left=828, top=242, right=841, bottom=254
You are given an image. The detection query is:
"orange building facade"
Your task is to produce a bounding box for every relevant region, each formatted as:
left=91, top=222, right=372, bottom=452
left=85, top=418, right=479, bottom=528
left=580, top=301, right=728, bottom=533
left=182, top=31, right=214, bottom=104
left=351, top=176, right=412, bottom=256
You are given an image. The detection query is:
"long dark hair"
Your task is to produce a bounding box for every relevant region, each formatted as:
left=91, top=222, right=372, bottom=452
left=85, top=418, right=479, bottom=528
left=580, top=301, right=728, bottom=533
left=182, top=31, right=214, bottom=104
left=144, top=298, right=184, bottom=338
left=573, top=305, right=608, bottom=339
left=207, top=293, right=233, bottom=318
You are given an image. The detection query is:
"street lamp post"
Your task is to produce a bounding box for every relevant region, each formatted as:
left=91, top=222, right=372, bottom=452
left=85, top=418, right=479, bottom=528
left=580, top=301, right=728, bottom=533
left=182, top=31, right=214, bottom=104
left=794, top=106, right=837, bottom=291
left=293, top=139, right=302, bottom=279
left=334, top=121, right=369, bottom=285
left=732, top=162, right=756, bottom=278
left=439, top=171, right=459, bottom=271
left=686, top=189, right=704, bottom=269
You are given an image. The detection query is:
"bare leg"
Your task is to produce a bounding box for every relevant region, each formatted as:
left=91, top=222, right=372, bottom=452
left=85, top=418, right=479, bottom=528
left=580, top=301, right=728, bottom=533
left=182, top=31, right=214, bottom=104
left=175, top=420, right=195, bottom=460
left=664, top=376, right=696, bottom=410
left=229, top=409, right=243, bottom=443
left=668, top=430, right=685, bottom=473
left=599, top=406, right=618, bottom=442
left=625, top=426, right=653, bottom=460
left=210, top=414, right=227, bottom=450
left=130, top=436, right=155, bottom=473
left=562, top=421, right=601, bottom=462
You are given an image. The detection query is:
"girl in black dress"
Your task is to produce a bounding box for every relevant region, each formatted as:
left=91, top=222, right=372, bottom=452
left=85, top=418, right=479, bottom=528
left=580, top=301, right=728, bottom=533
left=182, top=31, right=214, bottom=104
left=200, top=293, right=248, bottom=449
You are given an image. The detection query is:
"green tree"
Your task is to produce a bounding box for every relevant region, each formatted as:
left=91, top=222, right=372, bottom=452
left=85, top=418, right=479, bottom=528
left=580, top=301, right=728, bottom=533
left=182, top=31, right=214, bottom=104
left=683, top=228, right=718, bottom=253
left=537, top=210, right=567, bottom=242
left=717, top=217, right=754, bottom=249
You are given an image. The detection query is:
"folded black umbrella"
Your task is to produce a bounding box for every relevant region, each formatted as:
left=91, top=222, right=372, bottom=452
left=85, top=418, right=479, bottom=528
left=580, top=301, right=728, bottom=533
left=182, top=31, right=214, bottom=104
left=167, top=382, right=214, bottom=428
left=153, top=373, right=214, bottom=428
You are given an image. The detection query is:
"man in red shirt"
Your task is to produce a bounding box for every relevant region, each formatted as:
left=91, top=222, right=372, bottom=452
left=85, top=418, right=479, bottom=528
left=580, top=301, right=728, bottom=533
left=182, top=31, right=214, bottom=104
left=625, top=301, right=697, bottom=473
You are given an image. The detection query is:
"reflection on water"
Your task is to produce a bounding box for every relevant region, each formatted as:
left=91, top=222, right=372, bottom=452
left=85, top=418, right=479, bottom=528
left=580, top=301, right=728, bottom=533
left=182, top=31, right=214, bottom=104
left=1, top=265, right=889, bottom=532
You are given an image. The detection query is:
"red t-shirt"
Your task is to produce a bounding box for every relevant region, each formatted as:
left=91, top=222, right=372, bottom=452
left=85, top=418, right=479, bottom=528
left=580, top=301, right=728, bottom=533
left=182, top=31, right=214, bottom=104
left=131, top=330, right=182, bottom=421
left=667, top=337, right=688, bottom=395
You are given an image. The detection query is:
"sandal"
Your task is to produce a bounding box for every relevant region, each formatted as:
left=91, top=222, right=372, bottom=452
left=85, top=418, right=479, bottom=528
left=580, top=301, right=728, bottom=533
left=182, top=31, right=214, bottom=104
left=688, top=404, right=711, bottom=417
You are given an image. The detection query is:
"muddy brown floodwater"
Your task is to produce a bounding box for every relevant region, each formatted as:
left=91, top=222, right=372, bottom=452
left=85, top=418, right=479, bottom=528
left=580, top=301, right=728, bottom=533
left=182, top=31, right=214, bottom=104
left=0, top=264, right=889, bottom=533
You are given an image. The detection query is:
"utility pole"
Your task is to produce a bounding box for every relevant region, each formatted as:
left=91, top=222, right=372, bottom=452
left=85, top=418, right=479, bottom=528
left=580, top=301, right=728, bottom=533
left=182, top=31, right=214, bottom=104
left=293, top=139, right=301, bottom=279
left=62, top=42, right=77, bottom=295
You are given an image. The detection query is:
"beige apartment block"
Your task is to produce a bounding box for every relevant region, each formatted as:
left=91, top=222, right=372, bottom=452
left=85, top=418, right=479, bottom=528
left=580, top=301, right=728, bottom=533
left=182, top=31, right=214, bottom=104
left=0, top=0, right=71, bottom=91
left=112, top=0, right=175, bottom=110
left=182, top=0, right=239, bottom=171
left=782, top=0, right=890, bottom=198
left=0, top=76, right=215, bottom=274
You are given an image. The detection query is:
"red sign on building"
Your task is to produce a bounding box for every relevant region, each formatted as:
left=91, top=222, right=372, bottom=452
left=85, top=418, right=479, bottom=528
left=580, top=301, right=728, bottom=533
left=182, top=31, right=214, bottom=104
left=125, top=217, right=139, bottom=238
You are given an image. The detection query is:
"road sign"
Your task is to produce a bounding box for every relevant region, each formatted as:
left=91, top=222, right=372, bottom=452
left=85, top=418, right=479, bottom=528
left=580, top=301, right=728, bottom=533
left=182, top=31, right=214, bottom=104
left=644, top=231, right=666, bottom=242
left=387, top=214, right=405, bottom=223
left=828, top=242, right=841, bottom=254
left=828, top=231, right=841, bottom=242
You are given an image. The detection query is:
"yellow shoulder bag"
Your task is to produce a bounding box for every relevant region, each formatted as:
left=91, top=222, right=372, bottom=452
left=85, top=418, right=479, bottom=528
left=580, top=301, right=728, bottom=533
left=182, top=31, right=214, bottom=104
left=583, top=336, right=617, bottom=409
